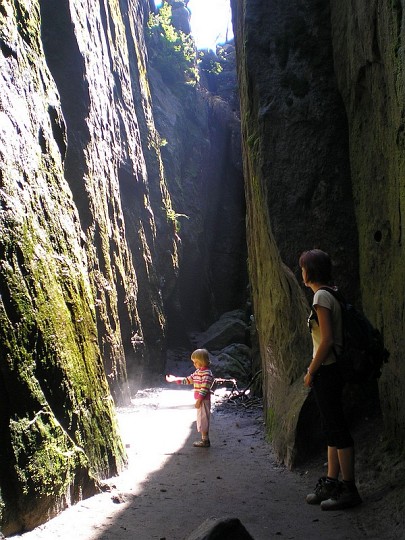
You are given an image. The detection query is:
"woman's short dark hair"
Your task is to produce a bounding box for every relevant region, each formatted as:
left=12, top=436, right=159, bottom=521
left=299, top=249, right=332, bottom=284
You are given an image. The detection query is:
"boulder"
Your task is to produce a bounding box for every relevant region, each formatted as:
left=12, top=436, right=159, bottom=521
left=219, top=309, right=247, bottom=323
left=211, top=344, right=252, bottom=384
left=186, top=517, right=255, bottom=540
left=196, top=312, right=248, bottom=351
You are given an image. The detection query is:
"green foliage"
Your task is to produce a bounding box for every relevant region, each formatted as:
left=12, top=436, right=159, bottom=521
left=147, top=2, right=199, bottom=86
left=211, top=61, right=223, bottom=75
left=199, top=51, right=223, bottom=75
left=166, top=208, right=189, bottom=233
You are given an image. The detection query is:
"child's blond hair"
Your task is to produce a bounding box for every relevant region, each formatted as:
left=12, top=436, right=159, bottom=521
left=191, top=348, right=210, bottom=367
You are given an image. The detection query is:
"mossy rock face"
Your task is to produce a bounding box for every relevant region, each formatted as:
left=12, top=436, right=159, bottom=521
left=0, top=162, right=125, bottom=534
left=0, top=142, right=125, bottom=532
left=0, top=0, right=246, bottom=532
left=0, top=3, right=126, bottom=534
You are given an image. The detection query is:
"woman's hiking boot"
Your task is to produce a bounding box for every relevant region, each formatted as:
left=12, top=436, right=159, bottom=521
left=321, top=481, right=362, bottom=510
left=306, top=477, right=340, bottom=505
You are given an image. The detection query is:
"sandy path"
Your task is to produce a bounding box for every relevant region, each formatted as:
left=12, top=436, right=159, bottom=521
left=11, top=381, right=373, bottom=540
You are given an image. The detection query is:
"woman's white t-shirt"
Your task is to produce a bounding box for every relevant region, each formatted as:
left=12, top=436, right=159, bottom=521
left=311, top=288, right=343, bottom=366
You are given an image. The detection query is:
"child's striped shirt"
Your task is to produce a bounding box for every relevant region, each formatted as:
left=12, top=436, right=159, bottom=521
left=178, top=368, right=214, bottom=400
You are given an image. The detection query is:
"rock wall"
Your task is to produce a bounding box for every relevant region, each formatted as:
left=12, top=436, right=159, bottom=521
left=0, top=0, right=246, bottom=532
left=147, top=4, right=247, bottom=339
left=329, top=0, right=405, bottom=447
left=231, top=0, right=358, bottom=464
left=0, top=1, right=128, bottom=533
left=152, top=81, right=247, bottom=337
left=39, top=0, right=179, bottom=392
left=232, top=0, right=404, bottom=464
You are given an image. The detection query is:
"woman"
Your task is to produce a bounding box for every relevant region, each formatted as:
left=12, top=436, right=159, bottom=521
left=299, top=249, right=362, bottom=510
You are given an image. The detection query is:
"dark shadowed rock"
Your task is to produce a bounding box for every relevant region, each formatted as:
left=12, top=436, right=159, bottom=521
left=148, top=63, right=248, bottom=338
left=231, top=0, right=362, bottom=465
left=329, top=0, right=405, bottom=448
left=231, top=0, right=404, bottom=466
left=195, top=312, right=248, bottom=351
left=211, top=344, right=252, bottom=384
left=186, top=517, right=255, bottom=540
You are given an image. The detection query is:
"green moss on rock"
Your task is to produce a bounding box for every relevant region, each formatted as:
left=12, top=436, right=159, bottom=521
left=0, top=213, right=126, bottom=533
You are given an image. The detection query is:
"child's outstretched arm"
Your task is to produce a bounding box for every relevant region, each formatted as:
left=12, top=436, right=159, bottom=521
left=166, top=374, right=183, bottom=383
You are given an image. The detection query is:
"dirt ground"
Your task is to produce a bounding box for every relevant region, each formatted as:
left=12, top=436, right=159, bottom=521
left=11, top=358, right=405, bottom=540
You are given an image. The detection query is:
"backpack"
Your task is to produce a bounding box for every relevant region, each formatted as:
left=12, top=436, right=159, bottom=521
left=316, top=287, right=389, bottom=383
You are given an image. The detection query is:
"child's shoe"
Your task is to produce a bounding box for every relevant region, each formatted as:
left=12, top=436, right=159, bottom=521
left=193, top=439, right=210, bottom=448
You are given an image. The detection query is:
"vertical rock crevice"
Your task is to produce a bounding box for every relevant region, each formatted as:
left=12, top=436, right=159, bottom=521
left=40, top=0, right=92, bottom=230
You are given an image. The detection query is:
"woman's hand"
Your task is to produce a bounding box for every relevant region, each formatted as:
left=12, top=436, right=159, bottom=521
left=304, top=371, right=313, bottom=388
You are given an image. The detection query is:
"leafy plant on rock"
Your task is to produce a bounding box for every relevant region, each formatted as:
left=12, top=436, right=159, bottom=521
left=147, top=2, right=199, bottom=86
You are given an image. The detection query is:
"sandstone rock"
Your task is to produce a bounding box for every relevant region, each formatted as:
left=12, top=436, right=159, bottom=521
left=148, top=65, right=247, bottom=338
left=219, top=309, right=248, bottom=323
left=231, top=0, right=361, bottom=465
left=329, top=0, right=405, bottom=447
left=169, top=0, right=191, bottom=34
left=186, top=517, right=255, bottom=540
left=0, top=0, right=247, bottom=533
left=232, top=0, right=403, bottom=464
left=211, top=344, right=252, bottom=384
left=195, top=313, right=248, bottom=351
left=0, top=1, right=127, bottom=534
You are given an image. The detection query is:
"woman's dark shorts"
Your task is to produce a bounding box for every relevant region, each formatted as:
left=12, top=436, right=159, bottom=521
left=312, top=362, right=354, bottom=449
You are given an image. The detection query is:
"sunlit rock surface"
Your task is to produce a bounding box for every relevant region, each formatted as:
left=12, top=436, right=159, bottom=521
left=0, top=1, right=127, bottom=533
left=0, top=0, right=246, bottom=532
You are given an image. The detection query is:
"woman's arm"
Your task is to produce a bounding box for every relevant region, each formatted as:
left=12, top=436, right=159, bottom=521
left=304, top=305, right=334, bottom=387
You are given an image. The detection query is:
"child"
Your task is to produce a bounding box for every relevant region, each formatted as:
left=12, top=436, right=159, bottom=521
left=166, top=348, right=214, bottom=448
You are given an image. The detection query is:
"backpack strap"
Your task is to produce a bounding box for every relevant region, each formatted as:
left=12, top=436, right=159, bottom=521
left=308, top=286, right=344, bottom=326
left=317, top=286, right=346, bottom=304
